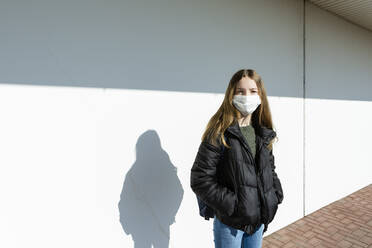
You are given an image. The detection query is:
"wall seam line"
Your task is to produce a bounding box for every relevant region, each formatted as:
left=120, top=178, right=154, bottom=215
left=303, top=0, right=307, bottom=218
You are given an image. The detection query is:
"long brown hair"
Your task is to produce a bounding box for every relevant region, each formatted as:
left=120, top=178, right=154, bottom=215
left=201, top=69, right=277, bottom=151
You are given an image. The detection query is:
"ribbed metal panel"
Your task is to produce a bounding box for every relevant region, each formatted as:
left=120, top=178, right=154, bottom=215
left=309, top=0, right=372, bottom=32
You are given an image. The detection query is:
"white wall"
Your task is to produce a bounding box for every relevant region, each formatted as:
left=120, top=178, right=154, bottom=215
left=305, top=2, right=372, bottom=215
left=0, top=0, right=370, bottom=247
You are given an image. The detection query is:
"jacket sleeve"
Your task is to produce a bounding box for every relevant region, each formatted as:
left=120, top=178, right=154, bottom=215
left=269, top=149, right=284, bottom=204
left=190, top=140, right=238, bottom=216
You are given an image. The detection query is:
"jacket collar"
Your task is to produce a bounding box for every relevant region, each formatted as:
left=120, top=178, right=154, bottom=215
left=226, top=119, right=276, bottom=146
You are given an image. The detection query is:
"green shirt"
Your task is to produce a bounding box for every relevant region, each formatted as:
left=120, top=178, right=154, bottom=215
left=239, top=125, right=256, bottom=159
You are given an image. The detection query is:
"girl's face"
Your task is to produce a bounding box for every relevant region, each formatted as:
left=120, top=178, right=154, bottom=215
left=234, top=77, right=258, bottom=96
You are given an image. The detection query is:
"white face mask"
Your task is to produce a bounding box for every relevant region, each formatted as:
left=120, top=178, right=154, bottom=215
left=232, top=94, right=261, bottom=116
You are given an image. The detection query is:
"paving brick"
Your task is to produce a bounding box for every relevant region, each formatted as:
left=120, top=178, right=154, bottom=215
left=276, top=229, right=290, bottom=236
left=262, top=239, right=280, bottom=248
left=360, top=236, right=372, bottom=245
left=338, top=240, right=353, bottom=248
left=344, top=236, right=369, bottom=247
left=291, top=238, right=311, bottom=248
left=273, top=233, right=292, bottom=243
left=346, top=223, right=362, bottom=232
left=265, top=237, right=285, bottom=247
left=308, top=237, right=322, bottom=246
left=367, top=220, right=372, bottom=227
left=351, top=244, right=367, bottom=248
left=297, top=224, right=312, bottom=232
left=320, top=221, right=332, bottom=228
left=332, top=232, right=345, bottom=241
left=316, top=216, right=327, bottom=222
left=316, top=242, right=336, bottom=248
left=342, top=218, right=354, bottom=224
left=285, top=231, right=309, bottom=243
left=303, top=230, right=316, bottom=239
left=323, top=226, right=339, bottom=235
left=282, top=242, right=296, bottom=248
left=309, top=231, right=339, bottom=247
left=296, top=219, right=307, bottom=226
left=352, top=229, right=367, bottom=238
left=360, top=215, right=372, bottom=222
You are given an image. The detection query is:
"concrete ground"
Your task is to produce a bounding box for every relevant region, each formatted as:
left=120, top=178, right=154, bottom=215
left=263, top=184, right=372, bottom=248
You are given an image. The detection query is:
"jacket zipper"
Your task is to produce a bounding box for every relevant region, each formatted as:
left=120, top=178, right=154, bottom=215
left=255, top=138, right=269, bottom=225
left=243, top=135, right=269, bottom=225
left=230, top=132, right=270, bottom=226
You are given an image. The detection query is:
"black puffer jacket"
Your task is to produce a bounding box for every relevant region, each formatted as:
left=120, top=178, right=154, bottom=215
left=190, top=120, right=284, bottom=234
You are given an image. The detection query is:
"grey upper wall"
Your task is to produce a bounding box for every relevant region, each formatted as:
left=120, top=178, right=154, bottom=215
left=0, top=0, right=303, bottom=98
left=1, top=0, right=371, bottom=100
left=305, top=1, right=372, bottom=101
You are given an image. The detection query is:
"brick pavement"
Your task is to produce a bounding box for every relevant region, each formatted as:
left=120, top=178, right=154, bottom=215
left=262, top=184, right=372, bottom=248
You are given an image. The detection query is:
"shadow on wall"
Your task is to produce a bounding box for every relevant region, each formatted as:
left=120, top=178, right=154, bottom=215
left=118, top=130, right=184, bottom=248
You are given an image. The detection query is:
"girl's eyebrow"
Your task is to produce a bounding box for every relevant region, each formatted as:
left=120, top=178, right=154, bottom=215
left=237, top=87, right=257, bottom=90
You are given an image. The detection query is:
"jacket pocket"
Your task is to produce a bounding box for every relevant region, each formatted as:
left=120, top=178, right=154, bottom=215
left=237, top=185, right=260, bottom=224
left=265, top=187, right=279, bottom=224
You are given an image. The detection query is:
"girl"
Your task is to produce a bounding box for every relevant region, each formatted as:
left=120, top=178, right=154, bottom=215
left=190, top=69, right=284, bottom=248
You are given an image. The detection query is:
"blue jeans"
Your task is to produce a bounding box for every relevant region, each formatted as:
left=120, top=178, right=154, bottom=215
left=213, top=215, right=264, bottom=248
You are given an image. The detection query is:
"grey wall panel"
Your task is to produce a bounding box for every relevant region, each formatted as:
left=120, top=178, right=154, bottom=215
left=306, top=1, right=372, bottom=101
left=0, top=0, right=303, bottom=97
